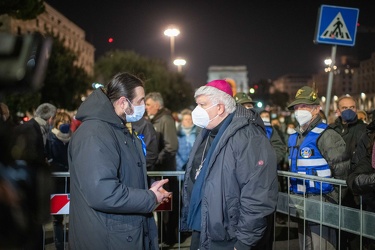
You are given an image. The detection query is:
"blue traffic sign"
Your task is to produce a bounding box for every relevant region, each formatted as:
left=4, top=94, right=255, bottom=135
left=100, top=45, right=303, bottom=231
left=314, top=5, right=359, bottom=46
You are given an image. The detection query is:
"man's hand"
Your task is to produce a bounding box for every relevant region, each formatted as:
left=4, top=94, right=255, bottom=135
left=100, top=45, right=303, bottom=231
left=150, top=179, right=172, bottom=204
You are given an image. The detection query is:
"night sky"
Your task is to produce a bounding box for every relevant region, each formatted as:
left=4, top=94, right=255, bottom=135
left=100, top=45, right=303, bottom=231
left=46, top=0, right=375, bottom=88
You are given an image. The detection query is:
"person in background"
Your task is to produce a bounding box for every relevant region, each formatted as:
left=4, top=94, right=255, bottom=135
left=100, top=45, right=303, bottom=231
left=145, top=91, right=179, bottom=246
left=283, top=122, right=297, bottom=170
left=12, top=103, right=57, bottom=249
left=68, top=72, right=171, bottom=249
left=172, top=111, right=181, bottom=129
left=357, top=110, right=368, bottom=124
left=130, top=116, right=159, bottom=172
left=329, top=95, right=367, bottom=250
left=176, top=109, right=201, bottom=179
left=45, top=111, right=72, bottom=250
left=233, top=92, right=257, bottom=109
left=330, top=96, right=367, bottom=161
left=287, top=86, right=350, bottom=250
left=347, top=118, right=375, bottom=249
left=69, top=110, right=82, bottom=132
left=319, top=110, right=328, bottom=124
left=181, top=80, right=278, bottom=250
left=259, top=110, right=287, bottom=226
left=259, top=111, right=286, bottom=165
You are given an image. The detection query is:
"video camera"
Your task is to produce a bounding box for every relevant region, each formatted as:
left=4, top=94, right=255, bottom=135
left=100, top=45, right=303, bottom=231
left=0, top=32, right=52, bottom=91
left=0, top=32, right=53, bottom=247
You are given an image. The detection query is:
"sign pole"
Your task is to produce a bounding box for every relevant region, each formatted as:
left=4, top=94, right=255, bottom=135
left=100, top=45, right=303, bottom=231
left=324, top=45, right=337, bottom=118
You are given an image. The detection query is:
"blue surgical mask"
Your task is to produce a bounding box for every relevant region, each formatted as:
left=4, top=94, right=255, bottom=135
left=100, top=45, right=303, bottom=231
left=341, top=109, right=357, bottom=123
left=124, top=99, right=145, bottom=123
left=59, top=123, right=70, bottom=134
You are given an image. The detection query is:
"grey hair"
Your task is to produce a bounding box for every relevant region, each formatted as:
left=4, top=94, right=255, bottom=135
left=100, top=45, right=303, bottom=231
left=194, top=86, right=236, bottom=114
left=145, top=92, right=164, bottom=108
left=35, top=103, right=57, bottom=121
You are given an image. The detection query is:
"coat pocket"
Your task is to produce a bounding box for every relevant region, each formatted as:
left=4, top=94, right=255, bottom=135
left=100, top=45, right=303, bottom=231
left=109, top=224, right=143, bottom=250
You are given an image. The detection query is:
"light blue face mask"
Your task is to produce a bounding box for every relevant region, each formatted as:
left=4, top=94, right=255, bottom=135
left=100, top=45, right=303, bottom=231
left=124, top=98, right=145, bottom=123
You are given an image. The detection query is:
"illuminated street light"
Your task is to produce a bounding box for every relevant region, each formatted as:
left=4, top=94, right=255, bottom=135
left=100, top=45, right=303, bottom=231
left=173, top=58, right=186, bottom=72
left=164, top=26, right=180, bottom=62
left=361, top=92, right=366, bottom=110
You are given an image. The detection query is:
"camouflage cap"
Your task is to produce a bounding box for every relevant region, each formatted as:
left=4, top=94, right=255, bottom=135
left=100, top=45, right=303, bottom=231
left=234, top=92, right=257, bottom=105
left=287, top=86, right=320, bottom=110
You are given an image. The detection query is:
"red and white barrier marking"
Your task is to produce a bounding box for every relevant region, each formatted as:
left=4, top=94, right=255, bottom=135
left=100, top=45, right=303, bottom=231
left=51, top=194, right=70, bottom=215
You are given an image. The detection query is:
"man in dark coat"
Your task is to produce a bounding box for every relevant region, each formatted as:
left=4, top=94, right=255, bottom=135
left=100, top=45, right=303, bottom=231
left=145, top=92, right=179, bottom=246
left=329, top=95, right=367, bottom=250
left=181, top=80, right=278, bottom=250
left=68, top=73, right=171, bottom=250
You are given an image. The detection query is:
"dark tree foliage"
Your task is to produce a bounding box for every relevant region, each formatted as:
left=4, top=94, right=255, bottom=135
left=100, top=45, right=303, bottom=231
left=41, top=34, right=91, bottom=110
left=270, top=91, right=289, bottom=110
left=0, top=0, right=45, bottom=20
left=4, top=34, right=91, bottom=115
left=95, top=50, right=195, bottom=111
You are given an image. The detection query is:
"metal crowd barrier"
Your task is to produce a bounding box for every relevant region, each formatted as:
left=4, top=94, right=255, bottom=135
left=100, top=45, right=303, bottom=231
left=49, top=171, right=375, bottom=250
left=277, top=170, right=375, bottom=250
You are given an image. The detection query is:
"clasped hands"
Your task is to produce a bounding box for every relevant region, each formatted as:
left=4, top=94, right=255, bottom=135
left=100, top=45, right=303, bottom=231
left=149, top=179, right=172, bottom=205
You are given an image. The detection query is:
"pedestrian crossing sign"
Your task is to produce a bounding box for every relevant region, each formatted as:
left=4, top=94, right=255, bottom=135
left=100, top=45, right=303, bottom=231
left=314, top=5, right=359, bottom=46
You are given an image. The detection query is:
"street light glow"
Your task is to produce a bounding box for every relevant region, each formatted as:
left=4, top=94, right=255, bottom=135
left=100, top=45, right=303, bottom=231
left=173, top=58, right=186, bottom=66
left=164, top=28, right=180, bottom=37
left=324, top=58, right=332, bottom=66
left=173, top=58, right=186, bottom=72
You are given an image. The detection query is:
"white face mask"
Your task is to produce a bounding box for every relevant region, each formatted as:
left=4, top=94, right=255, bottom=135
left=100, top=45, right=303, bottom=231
left=287, top=127, right=296, bottom=135
left=192, top=104, right=218, bottom=128
left=124, top=99, right=145, bottom=123
left=261, top=117, right=270, bottom=123
left=294, top=110, right=312, bottom=126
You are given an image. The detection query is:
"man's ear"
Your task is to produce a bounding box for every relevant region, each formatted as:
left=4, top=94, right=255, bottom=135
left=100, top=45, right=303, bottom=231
left=217, top=103, right=225, bottom=115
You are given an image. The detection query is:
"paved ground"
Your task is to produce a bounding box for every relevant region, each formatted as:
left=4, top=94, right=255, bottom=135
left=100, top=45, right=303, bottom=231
left=44, top=213, right=299, bottom=250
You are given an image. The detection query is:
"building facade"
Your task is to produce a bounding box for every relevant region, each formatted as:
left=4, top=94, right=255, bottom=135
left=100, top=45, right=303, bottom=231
left=273, top=74, right=312, bottom=101
left=207, top=66, right=248, bottom=94
left=0, top=3, right=95, bottom=75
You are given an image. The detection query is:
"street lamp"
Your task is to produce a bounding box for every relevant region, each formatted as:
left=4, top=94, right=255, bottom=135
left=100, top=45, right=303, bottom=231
left=164, top=26, right=180, bottom=62
left=173, top=58, right=186, bottom=72
left=323, top=45, right=337, bottom=118
left=361, top=92, right=366, bottom=110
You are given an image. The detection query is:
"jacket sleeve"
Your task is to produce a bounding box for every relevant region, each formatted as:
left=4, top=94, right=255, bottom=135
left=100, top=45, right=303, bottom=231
left=318, top=128, right=350, bottom=180
left=347, top=155, right=375, bottom=194
left=270, top=127, right=287, bottom=164
left=233, top=133, right=278, bottom=249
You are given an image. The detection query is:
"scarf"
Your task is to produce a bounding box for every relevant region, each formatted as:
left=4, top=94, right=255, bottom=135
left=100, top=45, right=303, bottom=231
left=187, top=112, right=234, bottom=231
left=52, top=128, right=71, bottom=144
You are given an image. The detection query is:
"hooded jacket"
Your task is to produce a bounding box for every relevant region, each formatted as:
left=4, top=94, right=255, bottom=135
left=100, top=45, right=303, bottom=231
left=68, top=89, right=159, bottom=250
left=181, top=105, right=278, bottom=250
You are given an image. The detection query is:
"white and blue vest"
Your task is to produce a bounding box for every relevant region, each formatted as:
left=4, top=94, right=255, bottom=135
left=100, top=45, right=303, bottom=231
left=288, top=123, right=333, bottom=194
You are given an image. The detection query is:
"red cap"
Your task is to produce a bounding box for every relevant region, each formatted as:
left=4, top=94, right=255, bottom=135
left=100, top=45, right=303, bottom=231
left=205, top=80, right=233, bottom=96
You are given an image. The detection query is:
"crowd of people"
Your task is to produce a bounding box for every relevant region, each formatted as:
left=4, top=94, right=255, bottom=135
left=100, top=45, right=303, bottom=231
left=1, top=73, right=375, bottom=250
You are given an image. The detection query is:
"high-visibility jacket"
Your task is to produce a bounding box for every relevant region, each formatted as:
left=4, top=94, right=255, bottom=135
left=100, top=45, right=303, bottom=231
left=288, top=123, right=334, bottom=194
